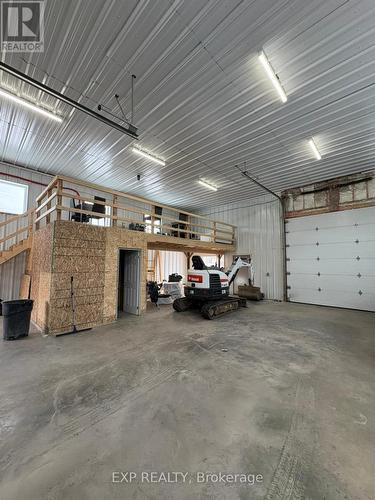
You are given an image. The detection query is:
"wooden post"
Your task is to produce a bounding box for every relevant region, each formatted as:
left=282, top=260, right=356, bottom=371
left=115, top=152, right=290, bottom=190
left=218, top=254, right=223, bottom=269
left=28, top=210, right=33, bottom=238
left=35, top=200, right=40, bottom=230
left=185, top=251, right=193, bottom=272
left=156, top=250, right=162, bottom=281
left=151, top=205, right=156, bottom=235
left=213, top=221, right=217, bottom=243
left=56, top=179, right=63, bottom=221
left=187, top=215, right=191, bottom=239
left=46, top=188, right=52, bottom=225
left=112, top=195, right=118, bottom=227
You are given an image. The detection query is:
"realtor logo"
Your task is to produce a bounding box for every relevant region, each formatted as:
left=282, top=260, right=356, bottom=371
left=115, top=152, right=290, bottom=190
left=1, top=0, right=44, bottom=52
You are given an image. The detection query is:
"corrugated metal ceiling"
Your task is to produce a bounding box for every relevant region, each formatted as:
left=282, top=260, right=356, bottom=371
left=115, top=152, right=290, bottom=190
left=1, top=0, right=375, bottom=209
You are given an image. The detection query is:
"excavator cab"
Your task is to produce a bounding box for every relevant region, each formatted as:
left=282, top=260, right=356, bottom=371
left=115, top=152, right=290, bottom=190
left=173, top=255, right=251, bottom=319
left=191, top=255, right=206, bottom=270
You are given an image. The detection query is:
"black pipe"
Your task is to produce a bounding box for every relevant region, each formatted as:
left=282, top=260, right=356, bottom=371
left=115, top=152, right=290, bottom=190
left=0, top=61, right=138, bottom=139
left=241, top=170, right=282, bottom=202
left=239, top=169, right=287, bottom=302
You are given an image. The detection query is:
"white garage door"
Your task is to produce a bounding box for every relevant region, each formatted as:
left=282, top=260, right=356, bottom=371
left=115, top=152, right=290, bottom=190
left=286, top=206, right=375, bottom=311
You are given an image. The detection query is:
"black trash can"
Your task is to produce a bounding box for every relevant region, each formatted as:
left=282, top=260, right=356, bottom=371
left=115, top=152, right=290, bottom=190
left=2, top=300, right=33, bottom=340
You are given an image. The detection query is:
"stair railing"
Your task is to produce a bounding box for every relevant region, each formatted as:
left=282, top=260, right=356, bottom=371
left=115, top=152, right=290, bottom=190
left=0, top=208, right=35, bottom=254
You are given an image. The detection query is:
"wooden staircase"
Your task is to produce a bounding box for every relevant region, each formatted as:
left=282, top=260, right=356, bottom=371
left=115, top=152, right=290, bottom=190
left=0, top=236, right=32, bottom=265
left=0, top=208, right=34, bottom=264
left=0, top=209, right=34, bottom=299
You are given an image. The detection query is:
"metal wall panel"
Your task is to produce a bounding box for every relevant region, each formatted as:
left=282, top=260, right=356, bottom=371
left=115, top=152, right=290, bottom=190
left=201, top=195, right=284, bottom=300
left=286, top=206, right=375, bottom=311
left=0, top=163, right=53, bottom=300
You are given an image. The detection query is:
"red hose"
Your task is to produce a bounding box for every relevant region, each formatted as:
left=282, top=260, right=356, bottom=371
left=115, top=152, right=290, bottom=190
left=0, top=171, right=81, bottom=197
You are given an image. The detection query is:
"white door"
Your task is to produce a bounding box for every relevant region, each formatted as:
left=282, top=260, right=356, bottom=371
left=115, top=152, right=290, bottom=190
left=286, top=206, right=375, bottom=311
left=122, top=250, right=140, bottom=315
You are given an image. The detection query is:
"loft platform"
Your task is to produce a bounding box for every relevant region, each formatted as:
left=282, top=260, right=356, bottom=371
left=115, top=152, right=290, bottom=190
left=26, top=175, right=237, bottom=335
left=34, top=175, right=236, bottom=253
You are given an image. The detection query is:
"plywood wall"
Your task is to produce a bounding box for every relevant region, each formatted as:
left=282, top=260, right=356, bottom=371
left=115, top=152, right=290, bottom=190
left=49, top=222, right=107, bottom=334
left=30, top=224, right=53, bottom=331
left=31, top=221, right=148, bottom=335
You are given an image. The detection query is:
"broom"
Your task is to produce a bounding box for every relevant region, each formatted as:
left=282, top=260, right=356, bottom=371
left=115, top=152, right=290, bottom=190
left=58, top=276, right=92, bottom=336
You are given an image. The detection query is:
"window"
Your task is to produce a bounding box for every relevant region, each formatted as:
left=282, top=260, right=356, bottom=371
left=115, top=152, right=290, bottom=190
left=202, top=255, right=219, bottom=268
left=0, top=179, right=28, bottom=214
left=144, top=214, right=161, bottom=234
left=91, top=205, right=111, bottom=227
left=144, top=206, right=163, bottom=234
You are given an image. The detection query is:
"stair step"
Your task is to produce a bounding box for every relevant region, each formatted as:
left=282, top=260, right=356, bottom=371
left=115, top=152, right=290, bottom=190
left=0, top=237, right=31, bottom=265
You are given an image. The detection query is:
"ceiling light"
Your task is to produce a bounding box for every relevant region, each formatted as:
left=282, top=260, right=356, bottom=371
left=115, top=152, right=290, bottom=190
left=132, top=146, right=165, bottom=166
left=258, top=51, right=287, bottom=103
left=308, top=138, right=322, bottom=160
left=0, top=87, right=63, bottom=122
left=198, top=179, right=218, bottom=191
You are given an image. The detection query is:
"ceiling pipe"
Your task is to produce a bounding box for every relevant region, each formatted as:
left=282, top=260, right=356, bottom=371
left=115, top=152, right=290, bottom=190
left=0, top=61, right=138, bottom=139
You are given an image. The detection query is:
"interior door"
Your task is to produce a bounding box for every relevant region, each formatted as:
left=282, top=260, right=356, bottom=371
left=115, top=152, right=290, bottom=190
left=122, top=250, right=140, bottom=314
left=286, top=206, right=375, bottom=311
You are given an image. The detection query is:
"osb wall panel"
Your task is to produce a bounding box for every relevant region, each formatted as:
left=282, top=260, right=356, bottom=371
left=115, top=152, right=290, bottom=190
left=30, top=224, right=53, bottom=331
left=50, top=221, right=106, bottom=335
left=103, top=227, right=148, bottom=324
left=30, top=221, right=149, bottom=335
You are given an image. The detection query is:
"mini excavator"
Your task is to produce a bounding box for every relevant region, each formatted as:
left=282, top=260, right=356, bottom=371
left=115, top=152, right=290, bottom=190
left=173, top=256, right=253, bottom=319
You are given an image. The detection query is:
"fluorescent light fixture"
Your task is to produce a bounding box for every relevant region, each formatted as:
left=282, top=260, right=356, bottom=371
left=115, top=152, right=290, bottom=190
left=198, top=179, right=218, bottom=191
left=132, top=146, right=165, bottom=166
left=258, top=51, right=287, bottom=103
left=0, top=87, right=63, bottom=122
left=308, top=138, right=322, bottom=160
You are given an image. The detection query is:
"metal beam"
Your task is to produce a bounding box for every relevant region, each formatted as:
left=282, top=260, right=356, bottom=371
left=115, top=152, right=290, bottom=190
left=0, top=61, right=138, bottom=139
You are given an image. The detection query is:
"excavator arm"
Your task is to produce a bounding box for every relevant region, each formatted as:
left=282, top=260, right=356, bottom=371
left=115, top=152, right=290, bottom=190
left=227, top=257, right=254, bottom=286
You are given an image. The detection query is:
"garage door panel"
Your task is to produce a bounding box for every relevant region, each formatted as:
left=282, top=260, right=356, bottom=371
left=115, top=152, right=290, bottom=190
left=286, top=228, right=375, bottom=246
left=287, top=258, right=374, bottom=275
left=288, top=288, right=375, bottom=311
left=286, top=207, right=375, bottom=312
left=286, top=232, right=321, bottom=246
left=286, top=242, right=374, bottom=259
left=288, top=274, right=375, bottom=287
left=287, top=209, right=375, bottom=230
left=288, top=274, right=375, bottom=290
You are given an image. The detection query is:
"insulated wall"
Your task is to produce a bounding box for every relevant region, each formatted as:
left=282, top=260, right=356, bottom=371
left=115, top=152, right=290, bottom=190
left=201, top=195, right=284, bottom=300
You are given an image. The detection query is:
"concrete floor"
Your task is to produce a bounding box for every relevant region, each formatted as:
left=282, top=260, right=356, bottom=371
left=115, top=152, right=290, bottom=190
left=0, top=301, right=374, bottom=500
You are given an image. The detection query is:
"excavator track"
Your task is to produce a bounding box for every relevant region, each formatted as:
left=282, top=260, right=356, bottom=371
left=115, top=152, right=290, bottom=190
left=173, top=297, right=194, bottom=312
left=201, top=297, right=247, bottom=319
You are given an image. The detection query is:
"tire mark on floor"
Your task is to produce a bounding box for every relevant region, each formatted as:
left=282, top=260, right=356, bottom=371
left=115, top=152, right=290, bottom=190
left=265, top=377, right=316, bottom=500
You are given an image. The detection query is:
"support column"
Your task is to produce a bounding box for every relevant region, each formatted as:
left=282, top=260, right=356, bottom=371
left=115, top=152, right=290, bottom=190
left=185, top=251, right=193, bottom=273
left=112, top=195, right=118, bottom=227
left=217, top=253, right=223, bottom=269
left=56, top=179, right=63, bottom=221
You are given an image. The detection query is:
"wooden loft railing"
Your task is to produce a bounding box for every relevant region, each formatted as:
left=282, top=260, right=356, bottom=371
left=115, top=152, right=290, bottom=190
left=0, top=208, right=34, bottom=264
left=34, top=175, right=236, bottom=245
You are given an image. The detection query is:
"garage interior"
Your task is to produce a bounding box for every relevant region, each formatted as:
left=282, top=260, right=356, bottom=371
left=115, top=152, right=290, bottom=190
left=0, top=1, right=374, bottom=499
